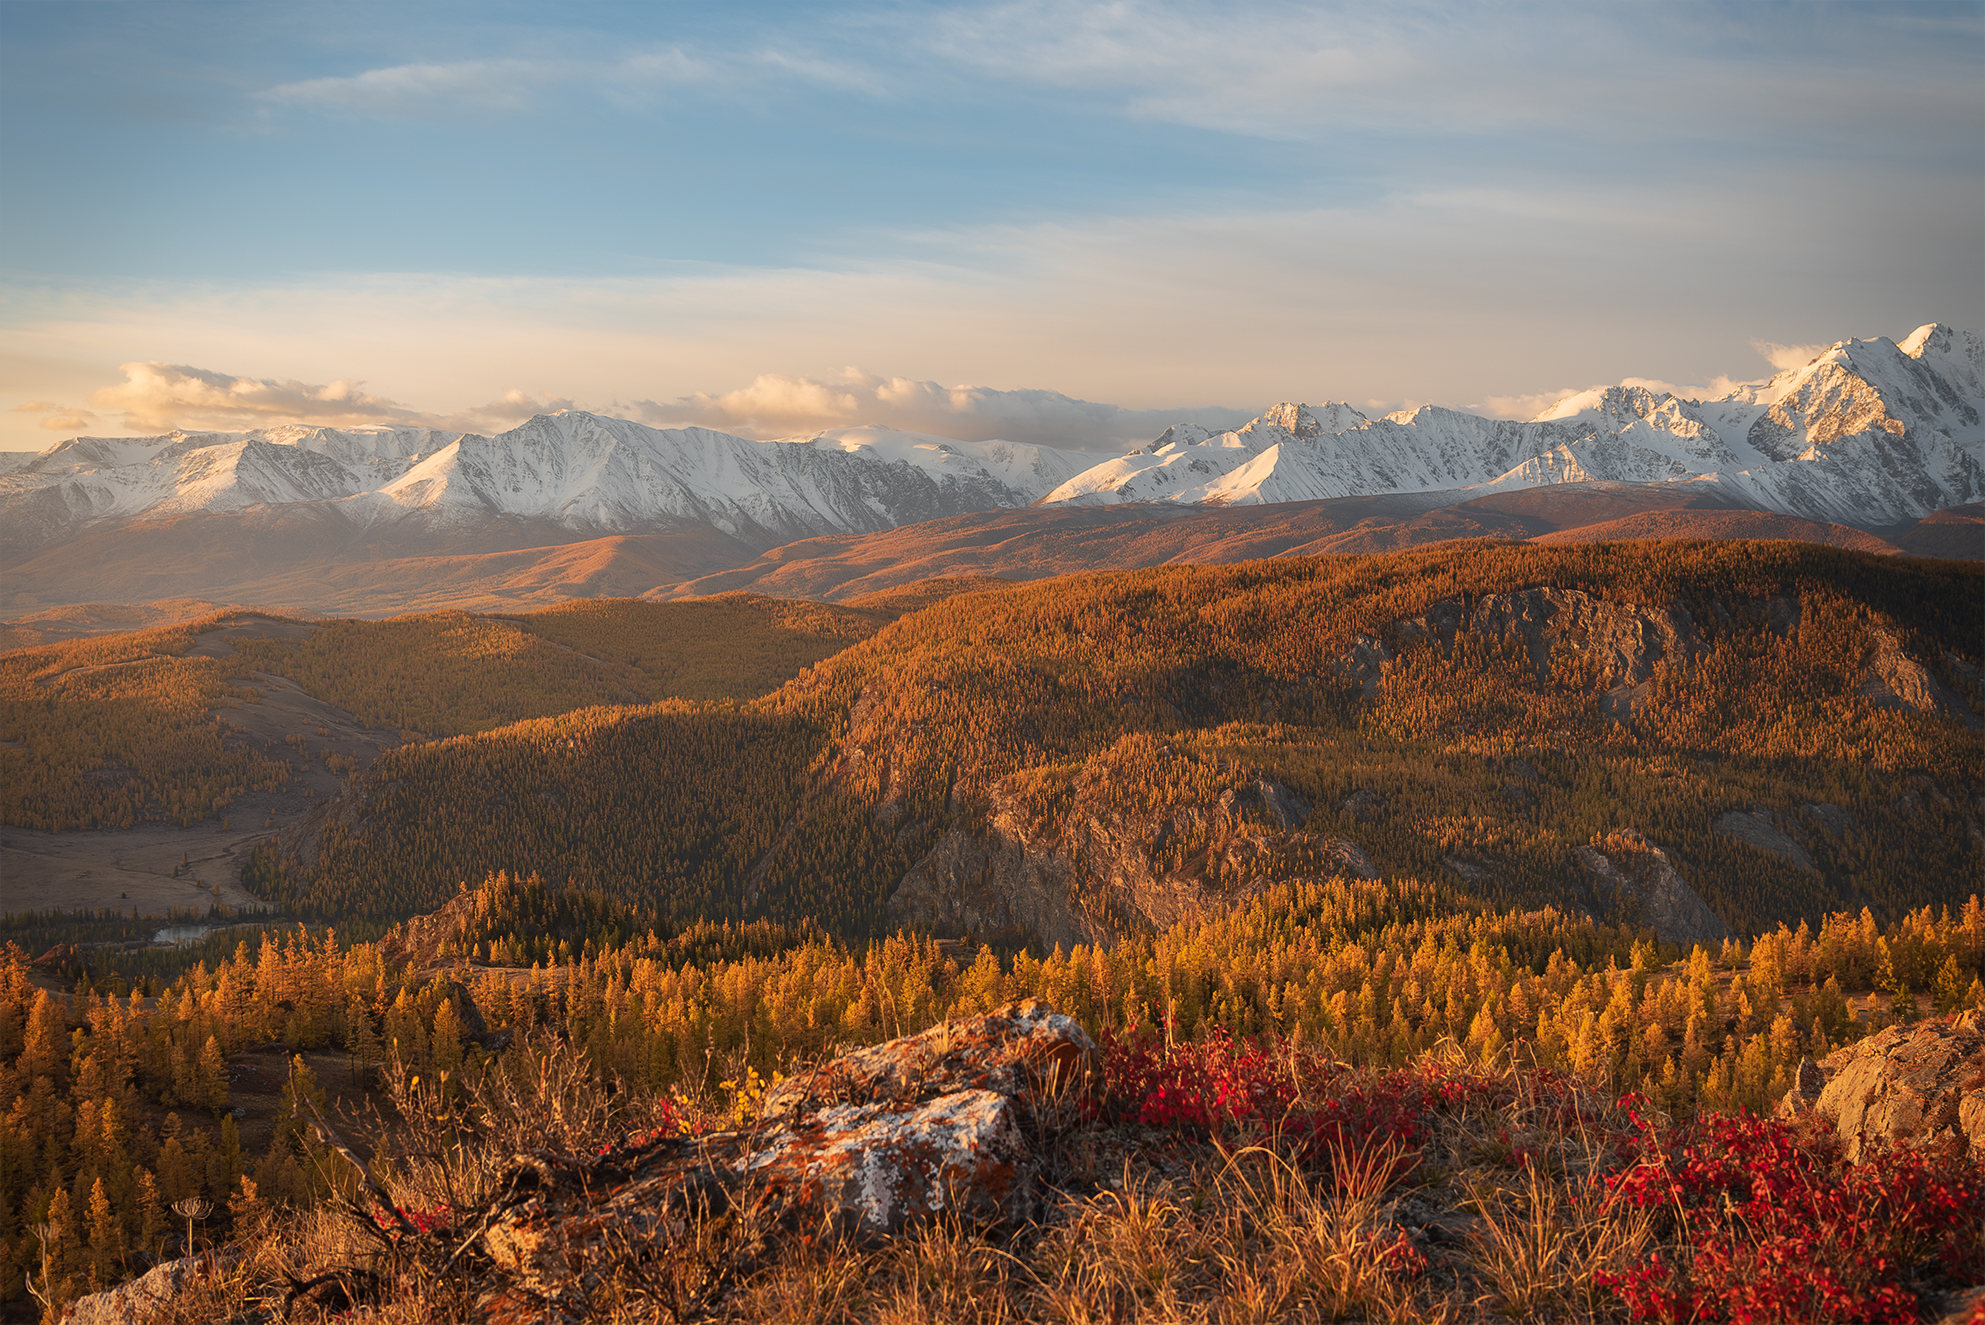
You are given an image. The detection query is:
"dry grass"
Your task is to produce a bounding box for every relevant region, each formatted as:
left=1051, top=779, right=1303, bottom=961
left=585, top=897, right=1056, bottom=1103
left=1464, top=1158, right=1653, bottom=1322
left=102, top=1048, right=1678, bottom=1325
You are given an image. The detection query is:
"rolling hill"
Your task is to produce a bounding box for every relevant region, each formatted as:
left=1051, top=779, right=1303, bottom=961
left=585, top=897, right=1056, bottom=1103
left=217, top=542, right=1984, bottom=943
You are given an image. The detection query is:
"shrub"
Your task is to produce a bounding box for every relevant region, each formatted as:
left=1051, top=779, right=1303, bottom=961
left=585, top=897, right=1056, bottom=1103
left=1599, top=1110, right=1985, bottom=1324
left=1100, top=1027, right=1498, bottom=1187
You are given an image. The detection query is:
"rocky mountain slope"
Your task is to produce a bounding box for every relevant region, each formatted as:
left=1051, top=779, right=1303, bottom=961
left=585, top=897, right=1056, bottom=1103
left=240, top=543, right=1982, bottom=945
left=1046, top=324, right=1984, bottom=527
left=0, top=415, right=1086, bottom=551
left=3, top=324, right=1977, bottom=618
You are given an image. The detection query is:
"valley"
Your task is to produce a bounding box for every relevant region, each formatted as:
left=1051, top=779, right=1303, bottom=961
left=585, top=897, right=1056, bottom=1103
left=0, top=592, right=918, bottom=915
left=3, top=538, right=1980, bottom=1325
left=2, top=329, right=1981, bottom=1325
left=8, top=542, right=1979, bottom=943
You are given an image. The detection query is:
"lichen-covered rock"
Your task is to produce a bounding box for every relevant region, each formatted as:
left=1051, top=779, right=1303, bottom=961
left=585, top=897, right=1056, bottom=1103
left=62, top=1249, right=240, bottom=1325
left=1784, top=1011, right=1985, bottom=1160
left=745, top=1088, right=1029, bottom=1232
left=759, top=998, right=1094, bottom=1121
left=477, top=1000, right=1092, bottom=1321
left=478, top=1139, right=739, bottom=1324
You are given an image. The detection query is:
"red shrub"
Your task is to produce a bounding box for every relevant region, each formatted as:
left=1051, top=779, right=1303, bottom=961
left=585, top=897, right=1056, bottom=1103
left=1099, top=1027, right=1495, bottom=1189
left=369, top=1202, right=454, bottom=1239
left=1598, top=1111, right=1985, bottom=1324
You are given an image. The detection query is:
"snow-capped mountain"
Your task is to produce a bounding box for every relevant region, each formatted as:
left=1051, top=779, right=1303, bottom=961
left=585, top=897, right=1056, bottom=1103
left=3, top=324, right=1977, bottom=561
left=0, top=416, right=1090, bottom=549
left=1044, top=324, right=1983, bottom=526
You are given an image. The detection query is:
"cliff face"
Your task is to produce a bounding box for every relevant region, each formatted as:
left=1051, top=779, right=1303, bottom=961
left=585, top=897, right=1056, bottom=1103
left=1331, top=586, right=1717, bottom=725
left=1574, top=831, right=1730, bottom=949
left=887, top=735, right=1373, bottom=949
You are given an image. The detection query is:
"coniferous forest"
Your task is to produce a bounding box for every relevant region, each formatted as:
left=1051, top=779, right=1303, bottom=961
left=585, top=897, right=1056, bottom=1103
left=2, top=539, right=1982, bottom=1323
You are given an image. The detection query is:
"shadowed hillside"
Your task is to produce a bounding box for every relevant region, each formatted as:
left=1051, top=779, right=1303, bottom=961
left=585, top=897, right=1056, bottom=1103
left=249, top=542, right=1983, bottom=940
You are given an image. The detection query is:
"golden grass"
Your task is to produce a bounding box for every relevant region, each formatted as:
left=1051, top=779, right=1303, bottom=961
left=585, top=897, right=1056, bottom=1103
left=93, top=1049, right=1684, bottom=1325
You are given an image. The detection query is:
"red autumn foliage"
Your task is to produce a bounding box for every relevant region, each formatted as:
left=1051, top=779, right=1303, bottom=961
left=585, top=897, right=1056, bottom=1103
left=368, top=1202, right=455, bottom=1240
left=1099, top=1026, right=1497, bottom=1188
left=1103, top=1033, right=1985, bottom=1324
left=1598, top=1109, right=1985, bottom=1325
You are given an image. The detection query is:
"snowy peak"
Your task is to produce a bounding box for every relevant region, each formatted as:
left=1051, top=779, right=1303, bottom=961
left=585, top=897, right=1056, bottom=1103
left=4, top=323, right=1978, bottom=550
left=787, top=425, right=1087, bottom=503
left=1900, top=322, right=1984, bottom=388
left=1044, top=324, right=1982, bottom=525
left=0, top=408, right=1093, bottom=552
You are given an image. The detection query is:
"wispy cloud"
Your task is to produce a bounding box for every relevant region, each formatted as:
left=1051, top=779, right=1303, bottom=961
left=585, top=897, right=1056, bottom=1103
left=9, top=400, right=100, bottom=430
left=915, top=0, right=1983, bottom=151
left=256, top=42, right=873, bottom=120
left=260, top=59, right=555, bottom=116
left=1751, top=340, right=1831, bottom=374
left=37, top=410, right=98, bottom=432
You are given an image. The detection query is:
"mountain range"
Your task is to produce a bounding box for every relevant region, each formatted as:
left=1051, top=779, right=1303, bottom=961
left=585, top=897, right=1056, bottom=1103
left=2, top=323, right=1978, bottom=616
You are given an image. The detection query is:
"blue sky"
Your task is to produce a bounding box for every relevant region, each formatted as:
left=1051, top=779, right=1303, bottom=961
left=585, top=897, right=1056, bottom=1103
left=2, top=0, right=1980, bottom=451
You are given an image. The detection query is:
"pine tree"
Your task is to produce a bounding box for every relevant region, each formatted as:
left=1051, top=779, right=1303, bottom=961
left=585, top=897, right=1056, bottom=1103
left=430, top=999, right=463, bottom=1074
left=196, top=1036, right=229, bottom=1113
left=18, top=990, right=66, bottom=1084
left=39, top=1185, right=77, bottom=1298
left=133, top=1168, right=163, bottom=1262
left=345, top=993, right=383, bottom=1085
left=85, top=1177, right=118, bottom=1290
left=227, top=1174, right=268, bottom=1242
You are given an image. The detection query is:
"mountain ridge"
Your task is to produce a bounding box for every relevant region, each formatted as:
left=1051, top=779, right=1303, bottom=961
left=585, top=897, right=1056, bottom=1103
left=1044, top=324, right=1984, bottom=526
left=4, top=323, right=1978, bottom=616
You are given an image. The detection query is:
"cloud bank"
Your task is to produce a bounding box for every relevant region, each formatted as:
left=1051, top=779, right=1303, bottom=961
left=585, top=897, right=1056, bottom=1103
left=90, top=363, right=432, bottom=432
left=627, top=369, right=1250, bottom=449
left=56, top=360, right=1245, bottom=451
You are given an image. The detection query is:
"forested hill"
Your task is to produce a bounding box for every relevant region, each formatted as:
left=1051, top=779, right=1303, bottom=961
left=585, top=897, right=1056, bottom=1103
left=0, top=589, right=948, bottom=834
left=250, top=541, right=1984, bottom=941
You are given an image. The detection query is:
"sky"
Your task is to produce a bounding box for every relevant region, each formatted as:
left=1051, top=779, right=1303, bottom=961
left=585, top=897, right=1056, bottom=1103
left=1, top=0, right=1980, bottom=454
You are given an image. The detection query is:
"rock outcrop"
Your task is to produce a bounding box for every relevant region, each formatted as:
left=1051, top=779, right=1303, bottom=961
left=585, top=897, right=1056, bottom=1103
left=375, top=885, right=480, bottom=970
left=477, top=1001, right=1094, bottom=1322
left=1327, top=588, right=1975, bottom=739
left=887, top=737, right=1371, bottom=949
left=1858, top=629, right=1984, bottom=727
left=62, top=1249, right=240, bottom=1325
left=1385, top=587, right=1704, bottom=723
left=1713, top=808, right=1816, bottom=871
left=1574, top=831, right=1730, bottom=948
left=1776, top=1010, right=1985, bottom=1161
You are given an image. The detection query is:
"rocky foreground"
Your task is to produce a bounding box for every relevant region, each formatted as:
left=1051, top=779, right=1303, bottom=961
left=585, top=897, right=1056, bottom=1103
left=62, top=1003, right=1985, bottom=1325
